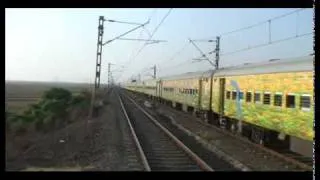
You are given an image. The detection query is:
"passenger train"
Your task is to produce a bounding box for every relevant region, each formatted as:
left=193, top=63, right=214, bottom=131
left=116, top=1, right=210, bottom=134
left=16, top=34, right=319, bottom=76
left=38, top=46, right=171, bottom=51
left=125, top=55, right=314, bottom=158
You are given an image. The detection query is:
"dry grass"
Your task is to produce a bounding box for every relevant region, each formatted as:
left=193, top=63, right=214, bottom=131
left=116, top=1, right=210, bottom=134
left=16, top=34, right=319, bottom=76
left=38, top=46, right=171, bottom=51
left=6, top=101, right=38, bottom=114
left=5, top=81, right=94, bottom=114
left=6, top=80, right=93, bottom=98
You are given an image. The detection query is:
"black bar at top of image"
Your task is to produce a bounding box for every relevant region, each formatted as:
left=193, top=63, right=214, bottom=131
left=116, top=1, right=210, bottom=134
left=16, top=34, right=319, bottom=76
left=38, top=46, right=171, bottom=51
left=4, top=0, right=314, bottom=8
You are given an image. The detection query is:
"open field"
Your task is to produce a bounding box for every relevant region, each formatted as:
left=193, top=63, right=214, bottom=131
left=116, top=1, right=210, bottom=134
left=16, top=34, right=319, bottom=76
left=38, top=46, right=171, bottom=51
left=6, top=81, right=94, bottom=98
left=5, top=81, right=98, bottom=114
left=5, top=101, right=38, bottom=114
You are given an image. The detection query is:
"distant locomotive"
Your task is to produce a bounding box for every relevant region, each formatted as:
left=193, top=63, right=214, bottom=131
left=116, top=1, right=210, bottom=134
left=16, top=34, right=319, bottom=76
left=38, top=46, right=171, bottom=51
left=125, top=55, right=314, bottom=158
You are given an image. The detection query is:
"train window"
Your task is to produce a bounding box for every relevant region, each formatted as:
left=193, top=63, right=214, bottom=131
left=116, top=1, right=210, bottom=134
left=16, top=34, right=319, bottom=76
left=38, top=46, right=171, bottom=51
left=300, top=95, right=311, bottom=111
left=239, top=92, right=244, bottom=100
left=263, top=92, right=271, bottom=105
left=274, top=94, right=282, bottom=107
left=286, top=94, right=295, bottom=108
left=226, top=91, right=231, bottom=99
left=254, top=93, right=261, bottom=103
left=195, top=89, right=198, bottom=95
left=232, top=91, right=237, bottom=100
left=246, top=92, right=252, bottom=102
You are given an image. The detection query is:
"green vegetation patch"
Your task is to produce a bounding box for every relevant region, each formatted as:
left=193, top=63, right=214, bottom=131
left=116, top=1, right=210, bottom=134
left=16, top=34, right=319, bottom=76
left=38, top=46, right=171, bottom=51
left=6, top=88, right=91, bottom=133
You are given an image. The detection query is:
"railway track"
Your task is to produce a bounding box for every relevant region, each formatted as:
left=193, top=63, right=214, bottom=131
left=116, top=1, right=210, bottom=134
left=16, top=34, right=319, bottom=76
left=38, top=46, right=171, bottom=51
left=117, top=90, right=214, bottom=171
left=125, top=90, right=313, bottom=171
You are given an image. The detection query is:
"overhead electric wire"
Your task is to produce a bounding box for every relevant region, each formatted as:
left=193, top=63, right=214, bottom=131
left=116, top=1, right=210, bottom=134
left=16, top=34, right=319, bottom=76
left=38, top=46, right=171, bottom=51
left=132, top=8, right=173, bottom=61
left=157, top=41, right=190, bottom=67
left=195, top=8, right=306, bottom=41
left=120, top=8, right=173, bottom=82
left=120, top=8, right=309, bottom=83
left=102, top=21, right=149, bottom=46
left=162, top=8, right=310, bottom=72
left=114, top=9, right=159, bottom=83
left=105, top=19, right=145, bottom=25
left=219, top=8, right=306, bottom=37
left=195, top=8, right=309, bottom=57
left=220, top=32, right=313, bottom=56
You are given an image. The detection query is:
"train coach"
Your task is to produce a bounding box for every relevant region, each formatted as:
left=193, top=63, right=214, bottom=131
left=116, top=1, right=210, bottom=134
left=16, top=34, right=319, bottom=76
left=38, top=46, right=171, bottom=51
left=124, top=55, right=314, bottom=158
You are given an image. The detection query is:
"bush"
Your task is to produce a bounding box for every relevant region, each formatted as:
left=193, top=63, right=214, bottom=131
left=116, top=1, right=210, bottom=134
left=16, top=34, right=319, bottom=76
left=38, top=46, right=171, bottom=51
left=71, top=90, right=91, bottom=108
left=7, top=88, right=92, bottom=134
left=42, top=88, right=72, bottom=102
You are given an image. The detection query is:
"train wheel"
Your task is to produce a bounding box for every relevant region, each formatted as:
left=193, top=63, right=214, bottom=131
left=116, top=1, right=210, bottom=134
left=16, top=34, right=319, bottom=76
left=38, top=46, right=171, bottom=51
left=219, top=117, right=227, bottom=129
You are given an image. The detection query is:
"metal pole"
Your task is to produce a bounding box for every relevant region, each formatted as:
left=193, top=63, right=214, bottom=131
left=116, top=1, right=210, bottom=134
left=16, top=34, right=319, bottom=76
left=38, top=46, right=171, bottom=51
left=215, top=36, right=220, bottom=70
left=153, top=65, right=156, bottom=79
left=89, top=16, right=104, bottom=118
left=215, top=36, right=221, bottom=126
left=268, top=20, right=271, bottom=43
left=108, top=63, right=111, bottom=88
left=95, top=16, right=105, bottom=89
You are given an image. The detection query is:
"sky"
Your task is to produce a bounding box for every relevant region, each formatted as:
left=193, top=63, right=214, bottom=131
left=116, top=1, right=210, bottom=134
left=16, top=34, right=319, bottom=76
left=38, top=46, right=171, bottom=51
left=5, top=8, right=314, bottom=84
